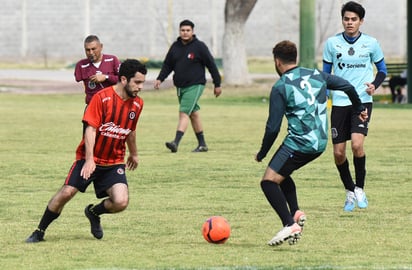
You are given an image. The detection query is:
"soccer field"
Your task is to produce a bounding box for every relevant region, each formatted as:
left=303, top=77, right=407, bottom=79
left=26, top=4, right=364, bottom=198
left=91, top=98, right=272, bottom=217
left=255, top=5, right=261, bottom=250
left=0, top=87, right=411, bottom=270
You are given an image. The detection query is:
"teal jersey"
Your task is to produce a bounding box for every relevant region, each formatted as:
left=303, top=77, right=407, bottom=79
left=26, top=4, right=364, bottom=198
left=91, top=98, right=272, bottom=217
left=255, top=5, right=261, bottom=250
left=257, top=66, right=363, bottom=159
left=323, top=33, right=384, bottom=106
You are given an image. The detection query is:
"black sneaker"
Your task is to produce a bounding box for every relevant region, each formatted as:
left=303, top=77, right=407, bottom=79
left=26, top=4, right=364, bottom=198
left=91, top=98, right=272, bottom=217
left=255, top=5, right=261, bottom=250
left=84, top=204, right=103, bottom=239
left=165, top=141, right=178, bottom=153
left=26, top=229, right=45, bottom=243
left=192, top=145, right=208, bottom=152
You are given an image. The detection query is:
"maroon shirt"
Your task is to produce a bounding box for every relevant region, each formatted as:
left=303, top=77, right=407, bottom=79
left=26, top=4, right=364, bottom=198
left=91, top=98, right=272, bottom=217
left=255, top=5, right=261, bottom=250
left=74, top=54, right=121, bottom=104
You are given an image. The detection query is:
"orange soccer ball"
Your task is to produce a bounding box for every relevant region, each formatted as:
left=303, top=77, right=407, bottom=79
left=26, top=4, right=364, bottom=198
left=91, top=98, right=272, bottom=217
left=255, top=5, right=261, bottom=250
left=202, top=216, right=231, bottom=244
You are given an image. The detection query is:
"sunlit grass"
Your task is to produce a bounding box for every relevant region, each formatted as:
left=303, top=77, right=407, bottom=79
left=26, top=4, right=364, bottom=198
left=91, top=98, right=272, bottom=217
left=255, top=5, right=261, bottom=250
left=1, top=88, right=411, bottom=270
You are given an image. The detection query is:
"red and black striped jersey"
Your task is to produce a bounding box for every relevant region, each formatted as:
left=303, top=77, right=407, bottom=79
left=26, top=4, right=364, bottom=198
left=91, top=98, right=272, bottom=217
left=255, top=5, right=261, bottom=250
left=75, top=86, right=144, bottom=165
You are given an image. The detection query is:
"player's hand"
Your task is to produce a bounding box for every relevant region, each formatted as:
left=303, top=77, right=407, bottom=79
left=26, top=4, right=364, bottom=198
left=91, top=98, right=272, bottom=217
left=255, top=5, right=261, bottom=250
left=126, top=155, right=139, bottom=170
left=214, top=87, right=222, bottom=97
left=255, top=153, right=262, bottom=162
left=89, top=74, right=105, bottom=83
left=81, top=159, right=96, bottom=180
left=154, top=80, right=161, bottom=90
left=358, top=108, right=368, bottom=122
left=365, top=82, right=376, bottom=96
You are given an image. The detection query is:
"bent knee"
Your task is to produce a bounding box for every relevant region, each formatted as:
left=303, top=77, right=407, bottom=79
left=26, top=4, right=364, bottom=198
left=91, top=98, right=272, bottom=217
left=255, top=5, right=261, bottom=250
left=59, top=186, right=77, bottom=200
left=112, top=198, right=129, bottom=212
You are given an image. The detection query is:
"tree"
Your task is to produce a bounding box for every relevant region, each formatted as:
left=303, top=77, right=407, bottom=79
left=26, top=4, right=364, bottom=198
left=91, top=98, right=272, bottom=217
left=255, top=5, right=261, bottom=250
left=223, top=0, right=258, bottom=85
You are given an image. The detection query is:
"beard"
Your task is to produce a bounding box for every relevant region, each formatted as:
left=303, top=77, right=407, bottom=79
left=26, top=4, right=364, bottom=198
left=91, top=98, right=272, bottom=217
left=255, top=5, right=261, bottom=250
left=275, top=65, right=282, bottom=76
left=124, top=84, right=136, bottom=98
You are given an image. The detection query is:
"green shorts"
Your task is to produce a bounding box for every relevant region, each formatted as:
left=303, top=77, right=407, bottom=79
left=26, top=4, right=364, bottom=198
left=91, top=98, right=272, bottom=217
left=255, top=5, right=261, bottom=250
left=177, top=84, right=204, bottom=115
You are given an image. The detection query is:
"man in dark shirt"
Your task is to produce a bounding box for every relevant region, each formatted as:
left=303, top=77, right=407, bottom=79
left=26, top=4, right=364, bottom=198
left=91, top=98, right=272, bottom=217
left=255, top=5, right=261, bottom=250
left=154, top=19, right=222, bottom=153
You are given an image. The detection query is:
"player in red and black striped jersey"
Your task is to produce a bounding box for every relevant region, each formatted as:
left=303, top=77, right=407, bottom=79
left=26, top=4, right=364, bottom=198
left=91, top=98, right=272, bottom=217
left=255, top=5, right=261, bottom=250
left=26, top=59, right=147, bottom=243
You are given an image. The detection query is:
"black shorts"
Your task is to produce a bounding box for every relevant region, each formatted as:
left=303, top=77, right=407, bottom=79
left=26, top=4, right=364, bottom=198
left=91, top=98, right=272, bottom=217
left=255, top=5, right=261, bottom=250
left=64, top=160, right=128, bottom=198
left=268, top=144, right=322, bottom=177
left=330, top=103, right=372, bottom=144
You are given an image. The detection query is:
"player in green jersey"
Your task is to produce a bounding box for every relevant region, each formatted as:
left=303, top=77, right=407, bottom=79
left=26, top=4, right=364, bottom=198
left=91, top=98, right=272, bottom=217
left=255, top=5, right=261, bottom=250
left=255, top=40, right=368, bottom=246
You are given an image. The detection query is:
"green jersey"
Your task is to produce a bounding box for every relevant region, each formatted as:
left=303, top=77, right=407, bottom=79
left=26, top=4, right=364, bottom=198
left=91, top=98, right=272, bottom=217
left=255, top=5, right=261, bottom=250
left=257, top=67, right=363, bottom=160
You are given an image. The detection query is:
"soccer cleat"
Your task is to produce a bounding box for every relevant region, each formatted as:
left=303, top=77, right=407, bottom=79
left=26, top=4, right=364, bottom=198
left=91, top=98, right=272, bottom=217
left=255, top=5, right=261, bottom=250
left=268, top=223, right=302, bottom=246
left=344, top=190, right=356, bottom=212
left=165, top=141, right=178, bottom=153
left=293, top=210, right=306, bottom=228
left=84, top=204, right=103, bottom=239
left=26, top=229, right=45, bottom=243
left=192, top=145, right=208, bottom=152
left=354, top=186, right=368, bottom=209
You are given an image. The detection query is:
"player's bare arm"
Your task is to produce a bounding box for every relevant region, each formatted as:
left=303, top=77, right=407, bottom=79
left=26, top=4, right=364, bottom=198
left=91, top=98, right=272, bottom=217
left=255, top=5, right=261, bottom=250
left=126, top=130, right=138, bottom=170
left=81, top=125, right=97, bottom=179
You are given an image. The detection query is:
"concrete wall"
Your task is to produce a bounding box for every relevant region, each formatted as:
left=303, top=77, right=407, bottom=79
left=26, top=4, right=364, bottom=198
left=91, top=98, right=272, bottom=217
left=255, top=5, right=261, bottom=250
left=0, top=0, right=406, bottom=64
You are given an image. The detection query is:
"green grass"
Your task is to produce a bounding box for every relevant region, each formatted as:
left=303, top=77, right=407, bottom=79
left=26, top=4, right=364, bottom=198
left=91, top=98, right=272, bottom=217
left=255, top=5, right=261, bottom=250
left=1, top=86, right=412, bottom=270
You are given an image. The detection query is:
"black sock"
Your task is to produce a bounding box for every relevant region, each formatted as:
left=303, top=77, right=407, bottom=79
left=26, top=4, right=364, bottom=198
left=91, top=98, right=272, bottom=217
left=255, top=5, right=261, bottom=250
left=336, top=159, right=355, bottom=191
left=354, top=155, right=366, bottom=189
left=38, top=207, right=60, bottom=232
left=280, top=176, right=299, bottom=216
left=174, top=131, right=184, bottom=145
left=260, top=180, right=294, bottom=226
left=90, top=200, right=109, bottom=216
left=195, top=131, right=206, bottom=146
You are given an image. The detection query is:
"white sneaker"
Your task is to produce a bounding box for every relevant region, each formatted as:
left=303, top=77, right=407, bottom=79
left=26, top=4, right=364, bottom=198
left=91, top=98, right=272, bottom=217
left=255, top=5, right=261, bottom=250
left=354, top=186, right=368, bottom=209
left=343, top=190, right=356, bottom=212
left=268, top=223, right=302, bottom=246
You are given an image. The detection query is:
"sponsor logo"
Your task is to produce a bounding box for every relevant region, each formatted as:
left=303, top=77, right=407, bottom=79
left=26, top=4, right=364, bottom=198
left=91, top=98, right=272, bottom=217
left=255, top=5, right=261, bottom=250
left=337, top=62, right=366, bottom=70
left=187, top=53, right=195, bottom=60
left=129, top=111, right=136, bottom=120
left=99, top=122, right=132, bottom=139
left=117, top=168, right=125, bottom=175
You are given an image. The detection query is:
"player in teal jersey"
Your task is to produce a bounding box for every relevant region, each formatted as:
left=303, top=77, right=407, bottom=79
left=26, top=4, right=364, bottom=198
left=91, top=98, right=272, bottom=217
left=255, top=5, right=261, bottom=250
left=323, top=1, right=387, bottom=212
left=255, top=40, right=368, bottom=246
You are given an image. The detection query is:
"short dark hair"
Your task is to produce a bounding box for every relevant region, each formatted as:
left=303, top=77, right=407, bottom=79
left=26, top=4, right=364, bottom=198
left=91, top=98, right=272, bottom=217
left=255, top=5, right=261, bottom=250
left=118, top=59, right=147, bottom=82
left=341, top=1, right=365, bottom=20
left=272, top=40, right=297, bottom=64
left=84, top=35, right=100, bottom=44
left=179, top=19, right=194, bottom=28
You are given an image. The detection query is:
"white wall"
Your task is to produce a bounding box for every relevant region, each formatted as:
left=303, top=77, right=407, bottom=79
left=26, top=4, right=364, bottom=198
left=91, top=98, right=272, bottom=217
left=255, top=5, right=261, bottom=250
left=0, top=0, right=406, bottom=63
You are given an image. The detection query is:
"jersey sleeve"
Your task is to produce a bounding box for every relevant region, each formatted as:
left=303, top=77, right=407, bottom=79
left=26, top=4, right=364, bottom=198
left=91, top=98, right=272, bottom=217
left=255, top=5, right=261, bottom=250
left=74, top=61, right=84, bottom=82
left=131, top=98, right=144, bottom=131
left=256, top=85, right=285, bottom=161
left=371, top=39, right=385, bottom=63
left=83, top=94, right=103, bottom=128
left=322, top=72, right=364, bottom=113
left=200, top=42, right=221, bottom=87
left=322, top=39, right=334, bottom=64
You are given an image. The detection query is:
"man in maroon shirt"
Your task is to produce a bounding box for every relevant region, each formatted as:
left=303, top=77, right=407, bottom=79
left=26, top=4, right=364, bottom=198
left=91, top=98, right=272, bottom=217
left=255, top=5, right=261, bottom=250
left=74, top=35, right=121, bottom=105
left=26, top=59, right=146, bottom=243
